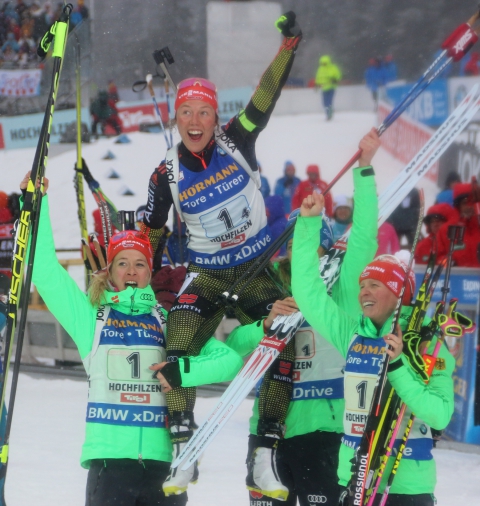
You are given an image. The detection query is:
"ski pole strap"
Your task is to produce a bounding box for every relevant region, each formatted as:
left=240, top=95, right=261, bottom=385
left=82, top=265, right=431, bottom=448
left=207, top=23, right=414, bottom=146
left=37, top=22, right=56, bottom=58
left=402, top=330, right=429, bottom=382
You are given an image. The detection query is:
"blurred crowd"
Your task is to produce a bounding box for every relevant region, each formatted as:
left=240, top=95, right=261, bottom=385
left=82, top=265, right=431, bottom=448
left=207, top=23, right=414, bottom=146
left=0, top=0, right=88, bottom=68
left=259, top=162, right=480, bottom=268
left=0, top=190, right=19, bottom=277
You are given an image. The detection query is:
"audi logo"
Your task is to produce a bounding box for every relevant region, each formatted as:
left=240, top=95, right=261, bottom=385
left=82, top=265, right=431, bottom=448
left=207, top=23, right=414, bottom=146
left=140, top=293, right=154, bottom=301
left=307, top=495, right=327, bottom=504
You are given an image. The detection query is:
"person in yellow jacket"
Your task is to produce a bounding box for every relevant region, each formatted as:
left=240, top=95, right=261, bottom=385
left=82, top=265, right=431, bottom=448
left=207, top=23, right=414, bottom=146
left=315, top=55, right=342, bottom=120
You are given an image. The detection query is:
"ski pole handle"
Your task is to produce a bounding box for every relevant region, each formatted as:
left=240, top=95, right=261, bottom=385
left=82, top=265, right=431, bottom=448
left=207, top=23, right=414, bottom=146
left=146, top=73, right=155, bottom=97
left=442, top=9, right=480, bottom=62
left=37, top=3, right=72, bottom=58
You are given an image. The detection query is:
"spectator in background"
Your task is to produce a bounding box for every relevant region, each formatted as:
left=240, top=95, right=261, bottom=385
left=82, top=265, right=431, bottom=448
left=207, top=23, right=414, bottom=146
left=265, top=195, right=287, bottom=257
left=107, top=79, right=119, bottom=103
left=331, top=194, right=352, bottom=241
left=383, top=54, right=398, bottom=83
left=1, top=32, right=19, bottom=54
left=414, top=203, right=452, bottom=264
left=315, top=54, right=342, bottom=120
left=90, top=90, right=122, bottom=137
left=387, top=187, right=421, bottom=248
left=364, top=58, right=384, bottom=111
left=31, top=2, right=49, bottom=42
left=0, top=192, right=13, bottom=224
left=437, top=183, right=480, bottom=267
left=257, top=161, right=270, bottom=199
left=291, top=164, right=333, bottom=217
left=274, top=160, right=300, bottom=215
left=464, top=52, right=480, bottom=76
left=376, top=221, right=400, bottom=256
left=436, top=171, right=461, bottom=206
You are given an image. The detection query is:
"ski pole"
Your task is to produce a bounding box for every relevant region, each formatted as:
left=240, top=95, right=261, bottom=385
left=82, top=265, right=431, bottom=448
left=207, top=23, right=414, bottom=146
left=146, top=73, right=172, bottom=148
left=342, top=191, right=425, bottom=506
left=365, top=258, right=446, bottom=505
left=164, top=77, right=174, bottom=148
left=0, top=4, right=72, bottom=495
left=153, top=46, right=177, bottom=93
left=72, top=33, right=90, bottom=286
left=377, top=226, right=465, bottom=506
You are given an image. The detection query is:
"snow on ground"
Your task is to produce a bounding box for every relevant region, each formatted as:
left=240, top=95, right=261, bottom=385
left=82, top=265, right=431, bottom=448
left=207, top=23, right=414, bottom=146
left=5, top=373, right=480, bottom=505
left=1, top=111, right=439, bottom=252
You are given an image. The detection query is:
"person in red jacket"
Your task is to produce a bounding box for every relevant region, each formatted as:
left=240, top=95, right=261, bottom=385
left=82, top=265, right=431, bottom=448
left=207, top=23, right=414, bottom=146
left=291, top=164, right=333, bottom=216
left=414, top=203, right=453, bottom=264
left=437, top=183, right=480, bottom=267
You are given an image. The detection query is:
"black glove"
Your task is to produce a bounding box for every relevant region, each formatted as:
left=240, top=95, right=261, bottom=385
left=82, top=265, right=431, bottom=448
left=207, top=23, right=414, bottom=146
left=275, top=11, right=302, bottom=38
left=75, top=158, right=97, bottom=187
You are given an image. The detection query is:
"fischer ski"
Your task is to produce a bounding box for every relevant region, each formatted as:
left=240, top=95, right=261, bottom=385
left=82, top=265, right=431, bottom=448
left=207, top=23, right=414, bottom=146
left=172, top=312, right=305, bottom=470
left=0, top=5, right=72, bottom=498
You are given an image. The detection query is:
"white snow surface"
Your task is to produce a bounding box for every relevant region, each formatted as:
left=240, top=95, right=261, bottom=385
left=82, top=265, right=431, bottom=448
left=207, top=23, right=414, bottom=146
left=1, top=111, right=439, bottom=251
left=5, top=373, right=480, bottom=505
left=2, top=111, right=470, bottom=504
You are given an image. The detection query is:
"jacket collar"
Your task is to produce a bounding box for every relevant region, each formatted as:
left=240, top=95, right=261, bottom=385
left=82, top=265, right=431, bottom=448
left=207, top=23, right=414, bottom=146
left=101, top=285, right=157, bottom=315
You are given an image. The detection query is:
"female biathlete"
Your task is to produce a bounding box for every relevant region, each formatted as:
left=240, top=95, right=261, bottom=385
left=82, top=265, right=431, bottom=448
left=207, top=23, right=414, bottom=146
left=21, top=175, right=246, bottom=506
left=141, top=12, right=303, bottom=495
left=226, top=129, right=381, bottom=504
left=291, top=191, right=455, bottom=506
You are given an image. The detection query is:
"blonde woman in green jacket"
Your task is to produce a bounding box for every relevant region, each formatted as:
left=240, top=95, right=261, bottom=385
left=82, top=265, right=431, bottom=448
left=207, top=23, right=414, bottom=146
left=22, top=175, right=244, bottom=506
left=292, top=191, right=454, bottom=506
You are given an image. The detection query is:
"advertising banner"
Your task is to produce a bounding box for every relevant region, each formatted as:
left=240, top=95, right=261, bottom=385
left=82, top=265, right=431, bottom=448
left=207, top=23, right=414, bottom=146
left=0, top=108, right=89, bottom=150
left=217, top=87, right=254, bottom=124
left=0, top=68, right=42, bottom=97
left=385, top=79, right=449, bottom=127
left=116, top=100, right=168, bottom=133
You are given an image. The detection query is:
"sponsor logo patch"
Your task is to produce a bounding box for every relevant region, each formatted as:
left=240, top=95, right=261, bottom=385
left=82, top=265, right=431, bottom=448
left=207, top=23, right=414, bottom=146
left=120, top=393, right=150, bottom=404
left=178, top=293, right=198, bottom=304
left=351, top=423, right=364, bottom=435
left=221, top=233, right=246, bottom=248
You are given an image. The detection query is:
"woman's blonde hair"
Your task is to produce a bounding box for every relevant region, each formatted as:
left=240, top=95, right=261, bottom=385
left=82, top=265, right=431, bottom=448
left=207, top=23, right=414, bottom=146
left=87, top=267, right=153, bottom=307
left=88, top=270, right=109, bottom=306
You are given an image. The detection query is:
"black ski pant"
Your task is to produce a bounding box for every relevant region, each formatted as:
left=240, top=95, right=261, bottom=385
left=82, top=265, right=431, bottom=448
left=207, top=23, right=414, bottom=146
left=86, top=459, right=187, bottom=506
left=247, top=431, right=343, bottom=506
left=166, top=259, right=293, bottom=430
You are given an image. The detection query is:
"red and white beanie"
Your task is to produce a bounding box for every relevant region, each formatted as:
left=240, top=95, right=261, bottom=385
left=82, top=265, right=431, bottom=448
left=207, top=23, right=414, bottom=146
left=359, top=252, right=416, bottom=305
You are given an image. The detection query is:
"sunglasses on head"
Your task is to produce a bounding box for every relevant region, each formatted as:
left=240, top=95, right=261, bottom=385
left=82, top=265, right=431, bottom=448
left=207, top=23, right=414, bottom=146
left=177, top=77, right=217, bottom=92
left=110, top=230, right=150, bottom=245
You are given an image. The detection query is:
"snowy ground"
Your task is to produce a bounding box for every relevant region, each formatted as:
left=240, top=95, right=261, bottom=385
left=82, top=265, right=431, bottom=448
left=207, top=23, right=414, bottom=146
left=4, top=372, right=480, bottom=505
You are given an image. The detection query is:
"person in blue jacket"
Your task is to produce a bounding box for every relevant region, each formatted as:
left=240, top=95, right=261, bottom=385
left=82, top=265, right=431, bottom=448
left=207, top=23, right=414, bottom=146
left=274, top=161, right=300, bottom=215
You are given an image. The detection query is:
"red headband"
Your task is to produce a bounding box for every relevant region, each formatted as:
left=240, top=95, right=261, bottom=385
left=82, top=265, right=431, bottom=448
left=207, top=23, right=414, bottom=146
left=107, top=231, right=153, bottom=271
left=174, top=77, right=218, bottom=112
